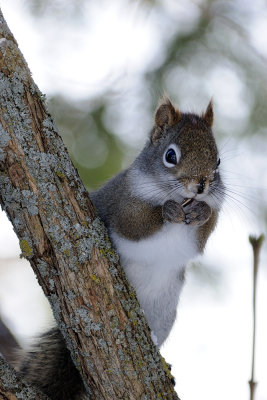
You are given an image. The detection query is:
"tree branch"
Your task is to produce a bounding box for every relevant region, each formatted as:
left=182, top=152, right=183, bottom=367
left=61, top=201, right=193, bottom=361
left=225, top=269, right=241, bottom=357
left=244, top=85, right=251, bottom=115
left=0, top=8, right=179, bottom=400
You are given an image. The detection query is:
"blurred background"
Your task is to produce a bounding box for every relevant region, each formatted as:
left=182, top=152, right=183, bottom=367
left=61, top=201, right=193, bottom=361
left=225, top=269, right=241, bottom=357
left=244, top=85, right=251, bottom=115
left=0, top=0, right=267, bottom=399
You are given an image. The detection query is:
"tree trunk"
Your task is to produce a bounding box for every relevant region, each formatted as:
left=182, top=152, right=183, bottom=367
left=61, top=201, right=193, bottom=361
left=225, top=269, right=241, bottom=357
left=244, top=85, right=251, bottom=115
left=0, top=9, right=179, bottom=400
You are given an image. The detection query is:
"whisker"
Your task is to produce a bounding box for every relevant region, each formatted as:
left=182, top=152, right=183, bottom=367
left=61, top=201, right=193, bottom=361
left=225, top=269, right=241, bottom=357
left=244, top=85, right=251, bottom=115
left=209, top=191, right=234, bottom=220
left=219, top=168, right=252, bottom=179
left=214, top=187, right=256, bottom=216
left=224, top=182, right=267, bottom=190
left=219, top=187, right=260, bottom=204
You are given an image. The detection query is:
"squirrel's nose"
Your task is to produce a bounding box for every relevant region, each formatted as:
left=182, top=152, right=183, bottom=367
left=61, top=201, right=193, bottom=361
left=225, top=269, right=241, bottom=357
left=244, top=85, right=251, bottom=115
left=187, top=178, right=207, bottom=195
left=197, top=178, right=206, bottom=194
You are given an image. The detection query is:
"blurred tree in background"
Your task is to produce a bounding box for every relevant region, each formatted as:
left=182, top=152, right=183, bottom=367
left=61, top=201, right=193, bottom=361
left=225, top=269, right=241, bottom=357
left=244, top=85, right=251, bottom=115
left=47, top=96, right=127, bottom=188
left=18, top=0, right=266, bottom=200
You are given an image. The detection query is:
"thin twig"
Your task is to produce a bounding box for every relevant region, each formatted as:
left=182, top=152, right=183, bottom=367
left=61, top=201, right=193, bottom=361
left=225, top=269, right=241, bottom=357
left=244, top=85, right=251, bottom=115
left=248, top=234, right=265, bottom=400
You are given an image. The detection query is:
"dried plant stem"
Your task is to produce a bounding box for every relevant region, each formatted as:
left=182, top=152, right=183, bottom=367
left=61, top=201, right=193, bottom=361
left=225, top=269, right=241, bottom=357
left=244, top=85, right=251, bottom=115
left=248, top=234, right=264, bottom=400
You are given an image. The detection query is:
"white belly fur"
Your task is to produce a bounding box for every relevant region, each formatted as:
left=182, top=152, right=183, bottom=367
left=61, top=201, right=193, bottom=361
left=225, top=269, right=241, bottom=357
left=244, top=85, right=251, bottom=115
left=111, top=222, right=198, bottom=346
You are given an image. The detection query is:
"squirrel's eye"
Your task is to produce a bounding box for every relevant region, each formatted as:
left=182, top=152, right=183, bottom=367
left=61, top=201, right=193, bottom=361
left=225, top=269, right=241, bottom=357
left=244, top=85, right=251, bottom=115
left=166, top=149, right=177, bottom=164
left=163, top=145, right=181, bottom=168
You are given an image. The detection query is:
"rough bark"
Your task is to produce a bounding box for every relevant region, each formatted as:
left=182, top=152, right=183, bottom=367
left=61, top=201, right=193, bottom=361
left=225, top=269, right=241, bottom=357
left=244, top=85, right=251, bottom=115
left=0, top=8, right=179, bottom=400
left=0, top=357, right=50, bottom=400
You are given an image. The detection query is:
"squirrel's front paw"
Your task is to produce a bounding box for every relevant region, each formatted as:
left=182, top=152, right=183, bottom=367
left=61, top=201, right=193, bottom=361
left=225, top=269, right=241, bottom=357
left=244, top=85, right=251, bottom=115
left=184, top=201, right=211, bottom=226
left=162, top=200, right=185, bottom=223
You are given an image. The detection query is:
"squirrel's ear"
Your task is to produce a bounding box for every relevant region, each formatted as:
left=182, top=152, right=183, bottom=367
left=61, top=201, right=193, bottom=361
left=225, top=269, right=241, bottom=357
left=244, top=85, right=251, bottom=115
left=202, top=100, right=213, bottom=127
left=151, top=97, right=180, bottom=142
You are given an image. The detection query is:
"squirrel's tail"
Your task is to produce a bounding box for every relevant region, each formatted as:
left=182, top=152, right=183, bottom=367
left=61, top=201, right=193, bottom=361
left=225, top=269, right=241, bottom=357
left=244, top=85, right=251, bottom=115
left=0, top=317, right=20, bottom=363
left=15, top=328, right=85, bottom=400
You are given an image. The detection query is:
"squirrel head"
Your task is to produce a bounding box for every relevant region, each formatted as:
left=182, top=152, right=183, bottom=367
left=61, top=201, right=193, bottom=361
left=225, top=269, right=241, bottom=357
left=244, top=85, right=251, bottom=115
left=133, top=97, right=222, bottom=208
